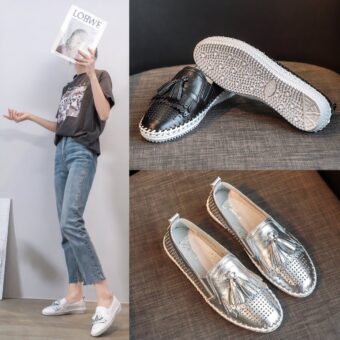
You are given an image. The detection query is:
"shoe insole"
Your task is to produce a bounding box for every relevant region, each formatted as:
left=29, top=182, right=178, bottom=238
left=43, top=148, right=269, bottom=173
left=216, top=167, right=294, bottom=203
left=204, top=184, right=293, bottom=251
left=216, top=188, right=267, bottom=239
left=173, top=224, right=225, bottom=278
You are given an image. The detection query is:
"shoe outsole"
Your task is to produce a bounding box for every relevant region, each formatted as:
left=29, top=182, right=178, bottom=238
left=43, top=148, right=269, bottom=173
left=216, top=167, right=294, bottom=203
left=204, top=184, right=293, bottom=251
left=194, top=37, right=332, bottom=132
left=42, top=308, right=86, bottom=316
left=139, top=90, right=233, bottom=142
left=163, top=227, right=282, bottom=333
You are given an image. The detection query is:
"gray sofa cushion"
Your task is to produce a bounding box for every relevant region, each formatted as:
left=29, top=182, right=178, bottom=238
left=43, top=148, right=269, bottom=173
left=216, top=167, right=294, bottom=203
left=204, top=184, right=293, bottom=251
left=130, top=63, right=340, bottom=170
left=130, top=171, right=340, bottom=339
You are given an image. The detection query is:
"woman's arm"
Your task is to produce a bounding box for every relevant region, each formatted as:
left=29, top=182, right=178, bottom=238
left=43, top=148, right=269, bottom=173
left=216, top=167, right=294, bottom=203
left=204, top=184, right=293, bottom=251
left=3, top=109, right=57, bottom=132
left=75, top=49, right=111, bottom=121
left=29, top=113, right=57, bottom=132
left=88, top=73, right=111, bottom=121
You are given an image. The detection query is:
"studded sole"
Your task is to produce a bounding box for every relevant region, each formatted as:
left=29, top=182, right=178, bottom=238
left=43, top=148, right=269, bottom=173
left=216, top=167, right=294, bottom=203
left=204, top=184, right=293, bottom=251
left=139, top=90, right=233, bottom=143
left=194, top=37, right=332, bottom=132
left=163, top=227, right=282, bottom=332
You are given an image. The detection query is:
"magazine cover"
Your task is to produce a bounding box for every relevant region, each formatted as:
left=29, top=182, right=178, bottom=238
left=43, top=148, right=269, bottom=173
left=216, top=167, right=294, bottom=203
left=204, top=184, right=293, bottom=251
left=51, top=5, right=107, bottom=63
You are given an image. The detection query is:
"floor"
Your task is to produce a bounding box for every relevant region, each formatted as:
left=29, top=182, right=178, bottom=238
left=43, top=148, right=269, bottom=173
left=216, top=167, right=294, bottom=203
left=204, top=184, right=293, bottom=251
left=0, top=299, right=129, bottom=339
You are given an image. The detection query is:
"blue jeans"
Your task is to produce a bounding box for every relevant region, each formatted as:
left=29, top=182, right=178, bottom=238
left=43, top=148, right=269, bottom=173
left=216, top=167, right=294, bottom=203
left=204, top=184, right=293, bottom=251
left=54, top=136, right=106, bottom=285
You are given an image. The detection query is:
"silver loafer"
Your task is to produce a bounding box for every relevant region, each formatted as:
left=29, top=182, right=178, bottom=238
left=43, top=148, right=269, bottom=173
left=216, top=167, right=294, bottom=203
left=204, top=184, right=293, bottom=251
left=163, top=213, right=283, bottom=333
left=207, top=177, right=317, bottom=298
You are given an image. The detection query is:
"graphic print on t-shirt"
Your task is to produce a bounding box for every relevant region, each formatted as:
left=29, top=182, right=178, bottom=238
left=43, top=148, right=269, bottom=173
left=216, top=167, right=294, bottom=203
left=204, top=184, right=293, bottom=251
left=56, top=85, right=87, bottom=124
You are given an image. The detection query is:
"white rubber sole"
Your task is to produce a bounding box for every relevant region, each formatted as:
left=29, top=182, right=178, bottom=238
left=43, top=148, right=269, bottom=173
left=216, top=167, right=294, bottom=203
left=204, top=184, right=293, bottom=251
left=163, top=228, right=282, bottom=333
left=139, top=90, right=233, bottom=142
left=194, top=36, right=332, bottom=132
left=91, top=304, right=122, bottom=337
left=42, top=307, right=86, bottom=316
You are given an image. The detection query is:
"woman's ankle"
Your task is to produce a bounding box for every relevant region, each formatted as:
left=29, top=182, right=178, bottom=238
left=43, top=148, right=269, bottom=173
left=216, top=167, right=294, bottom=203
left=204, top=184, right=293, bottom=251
left=97, top=290, right=113, bottom=307
left=66, top=283, right=83, bottom=302
left=65, top=293, right=83, bottom=303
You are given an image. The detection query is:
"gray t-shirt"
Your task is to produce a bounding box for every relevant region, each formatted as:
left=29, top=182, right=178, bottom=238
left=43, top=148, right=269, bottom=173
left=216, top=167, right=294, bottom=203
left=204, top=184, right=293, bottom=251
left=54, top=69, right=114, bottom=156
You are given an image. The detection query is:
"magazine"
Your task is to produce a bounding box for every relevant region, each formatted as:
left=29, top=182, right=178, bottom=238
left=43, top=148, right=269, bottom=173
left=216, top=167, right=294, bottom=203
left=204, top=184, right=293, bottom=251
left=51, top=5, right=107, bottom=63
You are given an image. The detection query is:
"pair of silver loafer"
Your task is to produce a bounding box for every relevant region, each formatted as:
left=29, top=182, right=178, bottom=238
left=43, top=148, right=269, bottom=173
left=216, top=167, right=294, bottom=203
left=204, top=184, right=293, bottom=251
left=163, top=177, right=316, bottom=333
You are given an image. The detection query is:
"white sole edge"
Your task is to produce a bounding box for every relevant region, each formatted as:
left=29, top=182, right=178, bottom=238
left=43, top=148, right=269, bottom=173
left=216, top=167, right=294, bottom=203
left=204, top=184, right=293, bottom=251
left=194, top=37, right=332, bottom=132
left=139, top=90, right=233, bottom=143
left=42, top=308, right=86, bottom=316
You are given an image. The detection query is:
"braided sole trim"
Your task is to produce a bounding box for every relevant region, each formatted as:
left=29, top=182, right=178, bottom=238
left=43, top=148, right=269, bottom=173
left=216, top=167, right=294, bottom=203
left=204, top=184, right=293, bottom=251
left=139, top=91, right=233, bottom=143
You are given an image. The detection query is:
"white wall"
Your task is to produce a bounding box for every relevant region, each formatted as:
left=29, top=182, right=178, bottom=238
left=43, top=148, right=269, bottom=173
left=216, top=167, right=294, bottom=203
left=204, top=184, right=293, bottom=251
left=0, top=0, right=129, bottom=302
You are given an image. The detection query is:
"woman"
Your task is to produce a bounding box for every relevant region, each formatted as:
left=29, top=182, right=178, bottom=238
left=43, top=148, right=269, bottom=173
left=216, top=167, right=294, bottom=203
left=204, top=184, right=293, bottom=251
left=4, top=48, right=119, bottom=337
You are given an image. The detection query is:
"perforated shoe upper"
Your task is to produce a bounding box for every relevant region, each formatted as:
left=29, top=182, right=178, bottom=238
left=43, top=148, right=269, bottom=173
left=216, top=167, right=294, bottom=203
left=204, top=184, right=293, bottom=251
left=207, top=178, right=317, bottom=298
left=207, top=254, right=282, bottom=332
left=244, top=218, right=317, bottom=297
left=140, top=66, right=224, bottom=132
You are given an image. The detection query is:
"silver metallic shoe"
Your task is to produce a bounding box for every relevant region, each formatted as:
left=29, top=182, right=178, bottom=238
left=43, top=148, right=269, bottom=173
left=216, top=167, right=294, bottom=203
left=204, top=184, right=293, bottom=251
left=207, top=177, right=317, bottom=298
left=163, top=214, right=283, bottom=333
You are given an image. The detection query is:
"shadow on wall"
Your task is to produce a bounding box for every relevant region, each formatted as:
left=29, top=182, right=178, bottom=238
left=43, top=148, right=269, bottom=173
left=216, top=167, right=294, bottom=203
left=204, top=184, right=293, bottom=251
left=0, top=128, right=64, bottom=299
left=3, top=201, right=64, bottom=299
left=21, top=241, right=64, bottom=283
left=0, top=128, right=53, bottom=149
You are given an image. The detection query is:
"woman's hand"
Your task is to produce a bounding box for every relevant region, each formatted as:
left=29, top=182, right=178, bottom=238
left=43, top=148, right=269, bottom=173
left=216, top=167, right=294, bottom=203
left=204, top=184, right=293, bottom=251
left=3, top=109, right=31, bottom=123
left=4, top=109, right=57, bottom=132
left=74, top=48, right=96, bottom=78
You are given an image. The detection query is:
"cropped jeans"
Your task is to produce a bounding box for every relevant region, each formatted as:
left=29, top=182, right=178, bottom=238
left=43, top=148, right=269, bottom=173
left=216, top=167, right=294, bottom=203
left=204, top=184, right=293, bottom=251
left=54, top=136, right=106, bottom=285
